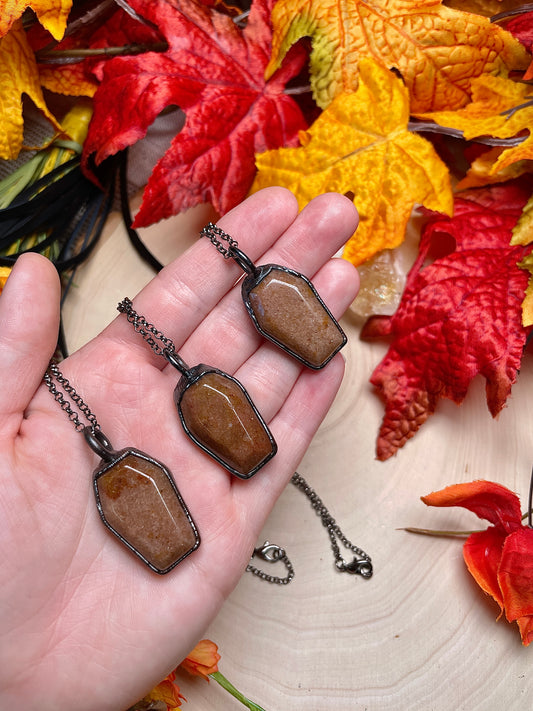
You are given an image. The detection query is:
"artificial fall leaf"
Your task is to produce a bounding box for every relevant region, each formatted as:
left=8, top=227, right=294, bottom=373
left=0, top=267, right=11, bottom=293
left=360, top=181, right=533, bottom=461
left=422, top=480, right=533, bottom=645
left=513, top=193, right=533, bottom=247
left=517, top=251, right=533, bottom=327
left=82, top=0, right=307, bottom=226
left=265, top=0, right=528, bottom=112
left=0, top=0, right=71, bottom=40
left=454, top=146, right=532, bottom=191
left=37, top=62, right=98, bottom=98
left=27, top=4, right=162, bottom=98
left=252, top=58, right=452, bottom=267
left=505, top=9, right=533, bottom=79
left=416, top=74, right=533, bottom=179
left=0, top=20, right=61, bottom=160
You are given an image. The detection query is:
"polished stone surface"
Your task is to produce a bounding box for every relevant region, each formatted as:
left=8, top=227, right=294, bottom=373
left=246, top=268, right=346, bottom=368
left=178, top=371, right=274, bottom=477
left=95, top=452, right=198, bottom=572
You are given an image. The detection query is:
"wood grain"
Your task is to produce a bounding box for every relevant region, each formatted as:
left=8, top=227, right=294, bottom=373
left=62, top=206, right=533, bottom=710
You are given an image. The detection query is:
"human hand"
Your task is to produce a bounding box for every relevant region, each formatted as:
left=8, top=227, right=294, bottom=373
left=0, top=187, right=358, bottom=710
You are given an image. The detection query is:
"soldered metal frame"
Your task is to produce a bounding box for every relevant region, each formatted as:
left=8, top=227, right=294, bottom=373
left=87, top=430, right=200, bottom=575
left=172, top=363, right=277, bottom=480
left=239, top=258, right=348, bottom=370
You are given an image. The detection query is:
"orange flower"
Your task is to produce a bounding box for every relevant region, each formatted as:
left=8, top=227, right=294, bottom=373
left=178, top=639, right=221, bottom=680
left=143, top=670, right=185, bottom=710
left=422, top=480, right=533, bottom=645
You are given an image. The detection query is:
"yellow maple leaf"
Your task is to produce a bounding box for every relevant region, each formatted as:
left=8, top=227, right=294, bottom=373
left=455, top=145, right=531, bottom=190
left=265, top=0, right=528, bottom=112
left=416, top=74, right=533, bottom=176
left=513, top=194, right=533, bottom=247
left=518, top=253, right=533, bottom=326
left=444, top=0, right=526, bottom=17
left=513, top=197, right=533, bottom=326
left=38, top=63, right=98, bottom=98
left=0, top=20, right=61, bottom=160
left=0, top=0, right=71, bottom=40
left=252, top=58, right=453, bottom=267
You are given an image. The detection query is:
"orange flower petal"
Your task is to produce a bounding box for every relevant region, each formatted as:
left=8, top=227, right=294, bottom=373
left=422, top=480, right=522, bottom=533
left=145, top=677, right=185, bottom=708
left=463, top=528, right=506, bottom=612
left=498, top=528, right=533, bottom=623
left=516, top=614, right=533, bottom=646
left=179, top=639, right=221, bottom=680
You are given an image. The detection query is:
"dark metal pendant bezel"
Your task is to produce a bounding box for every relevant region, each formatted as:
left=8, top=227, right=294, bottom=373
left=92, top=447, right=200, bottom=575
left=174, top=364, right=277, bottom=479
left=241, top=264, right=348, bottom=370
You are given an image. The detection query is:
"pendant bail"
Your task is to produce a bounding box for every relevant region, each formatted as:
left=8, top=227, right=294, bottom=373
left=83, top=427, right=118, bottom=462
left=228, top=246, right=257, bottom=276
left=163, top=347, right=192, bottom=377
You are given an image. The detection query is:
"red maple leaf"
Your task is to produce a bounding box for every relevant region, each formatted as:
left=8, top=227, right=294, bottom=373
left=81, top=0, right=308, bottom=226
left=498, top=9, right=533, bottom=79
left=361, top=181, right=533, bottom=461
left=505, top=10, right=533, bottom=52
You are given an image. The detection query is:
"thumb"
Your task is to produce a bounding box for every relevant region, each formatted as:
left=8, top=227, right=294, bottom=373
left=0, top=254, right=61, bottom=427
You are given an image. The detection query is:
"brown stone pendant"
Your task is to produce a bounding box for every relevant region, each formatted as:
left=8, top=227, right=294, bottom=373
left=232, top=248, right=347, bottom=369
left=85, top=428, right=200, bottom=574
left=173, top=363, right=277, bottom=479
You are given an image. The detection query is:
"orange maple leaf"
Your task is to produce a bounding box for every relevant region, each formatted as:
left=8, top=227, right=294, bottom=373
left=265, top=0, right=528, bottom=112
left=0, top=0, right=71, bottom=40
left=0, top=20, right=61, bottom=159
left=416, top=75, right=533, bottom=180
left=252, top=58, right=453, bottom=266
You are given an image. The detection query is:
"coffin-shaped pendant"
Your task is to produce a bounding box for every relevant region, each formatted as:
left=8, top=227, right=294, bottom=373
left=171, top=361, right=277, bottom=479
left=85, top=428, right=200, bottom=574
left=231, top=248, right=347, bottom=369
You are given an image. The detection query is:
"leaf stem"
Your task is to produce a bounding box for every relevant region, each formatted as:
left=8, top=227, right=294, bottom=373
left=491, top=4, right=533, bottom=22
left=209, top=672, right=267, bottom=711
left=401, top=526, right=476, bottom=538
left=284, top=85, right=312, bottom=95
left=407, top=120, right=527, bottom=146
left=35, top=42, right=167, bottom=64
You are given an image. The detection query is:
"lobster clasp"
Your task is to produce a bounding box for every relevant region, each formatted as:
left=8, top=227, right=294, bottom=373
left=253, top=541, right=285, bottom=562
left=337, top=556, right=373, bottom=579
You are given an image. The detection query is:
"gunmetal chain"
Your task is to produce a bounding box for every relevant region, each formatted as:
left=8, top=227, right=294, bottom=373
left=200, top=222, right=238, bottom=259
left=247, top=472, right=373, bottom=585
left=43, top=363, right=99, bottom=433
left=117, top=297, right=176, bottom=358
left=246, top=542, right=295, bottom=585
left=291, top=472, right=373, bottom=578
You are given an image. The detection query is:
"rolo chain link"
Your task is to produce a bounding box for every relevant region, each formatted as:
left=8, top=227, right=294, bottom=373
left=291, top=473, right=372, bottom=577
left=247, top=472, right=372, bottom=585
left=246, top=542, right=295, bottom=585
left=117, top=297, right=176, bottom=358
left=200, top=222, right=239, bottom=259
left=43, top=363, right=99, bottom=433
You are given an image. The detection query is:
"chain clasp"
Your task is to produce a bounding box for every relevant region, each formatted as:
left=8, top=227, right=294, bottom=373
left=336, top=556, right=373, bottom=578
left=253, top=541, right=285, bottom=562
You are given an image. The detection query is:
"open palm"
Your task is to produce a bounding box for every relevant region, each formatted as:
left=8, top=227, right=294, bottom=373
left=0, top=187, right=359, bottom=711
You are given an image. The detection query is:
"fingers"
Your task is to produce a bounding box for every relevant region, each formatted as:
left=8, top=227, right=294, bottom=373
left=0, top=254, right=61, bottom=429
left=101, top=187, right=301, bottom=366
left=230, top=256, right=358, bottom=422
left=102, top=188, right=358, bottom=371
left=234, top=352, right=347, bottom=521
